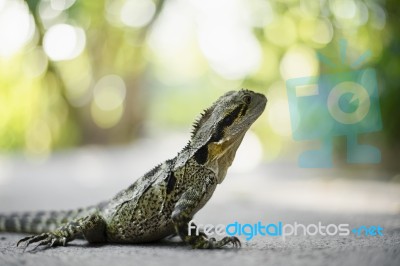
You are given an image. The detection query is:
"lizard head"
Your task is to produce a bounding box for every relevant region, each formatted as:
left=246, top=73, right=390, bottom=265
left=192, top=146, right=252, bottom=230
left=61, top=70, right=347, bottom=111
left=190, top=89, right=267, bottom=183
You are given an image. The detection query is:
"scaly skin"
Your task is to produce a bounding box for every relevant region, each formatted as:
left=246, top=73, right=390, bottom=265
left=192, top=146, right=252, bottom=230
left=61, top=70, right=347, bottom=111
left=0, top=89, right=267, bottom=250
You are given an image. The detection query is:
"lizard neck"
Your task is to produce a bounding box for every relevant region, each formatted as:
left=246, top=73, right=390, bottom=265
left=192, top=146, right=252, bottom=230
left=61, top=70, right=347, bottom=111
left=205, top=133, right=246, bottom=184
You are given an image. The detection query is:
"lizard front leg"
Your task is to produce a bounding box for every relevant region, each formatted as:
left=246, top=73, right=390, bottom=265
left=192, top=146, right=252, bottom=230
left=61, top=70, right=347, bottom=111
left=17, top=213, right=107, bottom=251
left=171, top=188, right=241, bottom=249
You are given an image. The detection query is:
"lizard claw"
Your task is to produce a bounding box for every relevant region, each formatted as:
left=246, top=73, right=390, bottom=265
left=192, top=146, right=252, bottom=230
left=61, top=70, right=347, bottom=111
left=17, top=233, right=67, bottom=251
left=205, top=236, right=241, bottom=249
left=230, top=236, right=241, bottom=248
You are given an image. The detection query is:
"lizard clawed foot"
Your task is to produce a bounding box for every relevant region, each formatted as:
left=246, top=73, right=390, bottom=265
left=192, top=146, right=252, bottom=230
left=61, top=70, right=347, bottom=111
left=208, top=236, right=241, bottom=248
left=192, top=236, right=241, bottom=249
left=17, top=233, right=67, bottom=251
left=229, top=236, right=241, bottom=248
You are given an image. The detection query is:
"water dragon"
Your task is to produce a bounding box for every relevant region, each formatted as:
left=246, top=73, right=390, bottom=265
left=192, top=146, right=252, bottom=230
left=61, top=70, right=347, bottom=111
left=0, top=89, right=267, bottom=250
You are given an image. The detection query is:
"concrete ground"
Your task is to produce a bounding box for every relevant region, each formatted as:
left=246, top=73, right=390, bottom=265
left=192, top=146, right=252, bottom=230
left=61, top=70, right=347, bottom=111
left=1, top=207, right=399, bottom=266
left=0, top=135, right=399, bottom=266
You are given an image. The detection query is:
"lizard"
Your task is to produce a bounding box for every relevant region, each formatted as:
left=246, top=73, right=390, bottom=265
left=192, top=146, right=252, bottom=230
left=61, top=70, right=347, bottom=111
left=0, top=89, right=267, bottom=250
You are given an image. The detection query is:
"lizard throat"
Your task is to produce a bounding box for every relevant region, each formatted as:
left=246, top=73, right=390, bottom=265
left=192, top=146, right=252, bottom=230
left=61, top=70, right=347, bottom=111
left=205, top=133, right=246, bottom=184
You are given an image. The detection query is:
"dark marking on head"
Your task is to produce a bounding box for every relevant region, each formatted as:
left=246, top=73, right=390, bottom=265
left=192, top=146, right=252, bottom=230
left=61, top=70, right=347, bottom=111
left=210, top=129, right=223, bottom=143
left=210, top=104, right=243, bottom=143
left=166, top=171, right=176, bottom=194
left=221, top=105, right=242, bottom=128
left=193, top=144, right=208, bottom=164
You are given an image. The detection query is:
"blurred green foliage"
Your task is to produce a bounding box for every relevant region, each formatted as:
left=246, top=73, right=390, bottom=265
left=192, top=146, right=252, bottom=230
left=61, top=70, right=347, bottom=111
left=0, top=0, right=398, bottom=167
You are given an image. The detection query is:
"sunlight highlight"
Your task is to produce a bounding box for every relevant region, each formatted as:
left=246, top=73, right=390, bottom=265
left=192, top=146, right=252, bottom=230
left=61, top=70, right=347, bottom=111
left=120, top=0, right=155, bottom=28
left=43, top=23, right=86, bottom=61
left=91, top=75, right=126, bottom=129
left=50, top=0, right=76, bottom=11
left=280, top=45, right=318, bottom=80
left=198, top=25, right=261, bottom=80
left=0, top=0, right=34, bottom=57
left=267, top=99, right=292, bottom=137
left=93, top=75, right=127, bottom=111
left=195, top=0, right=262, bottom=79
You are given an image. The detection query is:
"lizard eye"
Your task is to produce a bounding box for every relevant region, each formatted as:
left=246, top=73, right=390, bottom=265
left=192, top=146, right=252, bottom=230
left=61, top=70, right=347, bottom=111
left=242, top=95, right=251, bottom=105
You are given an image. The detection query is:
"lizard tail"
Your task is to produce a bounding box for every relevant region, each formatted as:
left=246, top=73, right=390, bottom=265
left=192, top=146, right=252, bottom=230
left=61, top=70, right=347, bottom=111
left=0, top=207, right=96, bottom=234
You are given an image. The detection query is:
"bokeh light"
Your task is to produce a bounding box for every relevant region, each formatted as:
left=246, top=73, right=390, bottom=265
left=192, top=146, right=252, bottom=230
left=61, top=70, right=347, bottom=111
left=38, top=0, right=64, bottom=27
left=280, top=45, right=319, bottom=80
left=43, top=23, right=86, bottom=61
left=0, top=0, right=397, bottom=172
left=120, top=0, right=156, bottom=28
left=147, top=0, right=205, bottom=85
left=266, top=81, right=294, bottom=137
left=198, top=25, right=262, bottom=80
left=50, top=0, right=76, bottom=11
left=91, top=75, right=126, bottom=129
left=0, top=0, right=34, bottom=57
left=61, top=57, right=93, bottom=107
left=93, top=75, right=126, bottom=111
left=25, top=119, right=52, bottom=159
left=195, top=0, right=262, bottom=79
left=22, top=47, right=49, bottom=78
left=265, top=15, right=297, bottom=47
